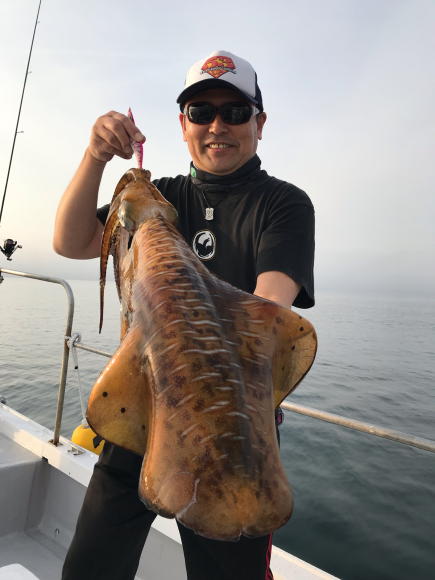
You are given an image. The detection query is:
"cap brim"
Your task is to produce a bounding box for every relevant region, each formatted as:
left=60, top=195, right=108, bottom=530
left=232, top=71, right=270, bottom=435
left=177, top=78, right=258, bottom=110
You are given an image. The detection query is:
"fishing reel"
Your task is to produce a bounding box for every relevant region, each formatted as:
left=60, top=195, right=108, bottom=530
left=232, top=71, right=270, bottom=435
left=0, top=239, right=22, bottom=261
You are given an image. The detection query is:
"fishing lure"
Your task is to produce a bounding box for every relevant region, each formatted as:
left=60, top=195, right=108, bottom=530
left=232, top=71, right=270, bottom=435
left=127, top=107, right=144, bottom=169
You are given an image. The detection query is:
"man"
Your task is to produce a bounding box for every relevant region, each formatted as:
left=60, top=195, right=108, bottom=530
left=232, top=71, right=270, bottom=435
left=54, top=50, right=315, bottom=580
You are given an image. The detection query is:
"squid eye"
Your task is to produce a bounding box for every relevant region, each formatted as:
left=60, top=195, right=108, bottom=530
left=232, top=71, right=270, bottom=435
left=118, top=205, right=126, bottom=228
left=118, top=201, right=135, bottom=233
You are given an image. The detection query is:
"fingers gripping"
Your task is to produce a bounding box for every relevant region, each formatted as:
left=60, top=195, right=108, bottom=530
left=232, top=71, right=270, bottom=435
left=93, top=134, right=126, bottom=161
left=112, top=112, right=145, bottom=144
left=90, top=111, right=145, bottom=163
left=100, top=121, right=132, bottom=157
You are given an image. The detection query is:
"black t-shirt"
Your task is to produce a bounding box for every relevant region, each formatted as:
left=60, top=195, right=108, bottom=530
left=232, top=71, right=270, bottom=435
left=97, top=155, right=315, bottom=308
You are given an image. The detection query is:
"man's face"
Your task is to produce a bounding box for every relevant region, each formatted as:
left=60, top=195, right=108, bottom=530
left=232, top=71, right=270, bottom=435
left=179, top=88, right=267, bottom=175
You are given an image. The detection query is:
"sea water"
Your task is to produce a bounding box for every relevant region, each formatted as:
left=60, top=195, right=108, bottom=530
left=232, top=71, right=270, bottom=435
left=0, top=277, right=434, bottom=580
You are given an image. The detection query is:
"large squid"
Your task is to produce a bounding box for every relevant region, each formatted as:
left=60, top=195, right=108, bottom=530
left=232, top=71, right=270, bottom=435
left=87, top=167, right=317, bottom=541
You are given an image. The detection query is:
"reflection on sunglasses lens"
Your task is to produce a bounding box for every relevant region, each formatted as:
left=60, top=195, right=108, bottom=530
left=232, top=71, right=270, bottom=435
left=188, top=103, right=252, bottom=125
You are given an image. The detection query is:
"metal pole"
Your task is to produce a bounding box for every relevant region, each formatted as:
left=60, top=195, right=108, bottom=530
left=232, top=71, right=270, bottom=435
left=280, top=401, right=435, bottom=454
left=0, top=0, right=42, bottom=225
left=0, top=268, right=74, bottom=445
left=73, top=342, right=113, bottom=358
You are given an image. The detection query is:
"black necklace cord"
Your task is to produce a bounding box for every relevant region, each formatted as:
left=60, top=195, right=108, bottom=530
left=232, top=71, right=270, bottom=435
left=201, top=189, right=232, bottom=220
left=201, top=189, right=231, bottom=210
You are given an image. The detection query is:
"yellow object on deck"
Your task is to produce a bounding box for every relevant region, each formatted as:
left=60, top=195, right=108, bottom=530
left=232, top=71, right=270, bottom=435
left=71, top=424, right=104, bottom=455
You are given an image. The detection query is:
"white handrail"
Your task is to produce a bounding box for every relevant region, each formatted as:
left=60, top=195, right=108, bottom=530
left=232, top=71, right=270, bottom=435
left=72, top=340, right=435, bottom=454
left=0, top=268, right=74, bottom=446
left=280, top=401, right=435, bottom=453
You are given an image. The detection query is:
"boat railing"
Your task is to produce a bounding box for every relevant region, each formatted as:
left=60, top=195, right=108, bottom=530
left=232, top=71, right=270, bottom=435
left=1, top=268, right=73, bottom=446
left=1, top=268, right=434, bottom=454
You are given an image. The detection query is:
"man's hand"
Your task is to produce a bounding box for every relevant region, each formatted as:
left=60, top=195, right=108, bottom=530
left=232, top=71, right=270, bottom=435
left=54, top=110, right=145, bottom=259
left=89, top=111, right=145, bottom=164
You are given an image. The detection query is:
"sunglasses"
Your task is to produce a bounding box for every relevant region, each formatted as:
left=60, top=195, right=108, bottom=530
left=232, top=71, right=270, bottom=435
left=183, top=102, right=260, bottom=125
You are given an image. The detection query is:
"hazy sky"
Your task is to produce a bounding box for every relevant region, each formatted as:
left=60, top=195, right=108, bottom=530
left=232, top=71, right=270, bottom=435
left=0, top=0, right=434, bottom=295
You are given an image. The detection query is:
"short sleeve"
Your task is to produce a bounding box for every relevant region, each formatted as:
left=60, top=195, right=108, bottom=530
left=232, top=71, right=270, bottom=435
left=256, top=200, right=315, bottom=308
left=97, top=204, right=110, bottom=225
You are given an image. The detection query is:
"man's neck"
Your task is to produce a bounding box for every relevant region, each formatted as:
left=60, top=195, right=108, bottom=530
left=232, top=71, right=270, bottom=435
left=190, top=155, right=261, bottom=192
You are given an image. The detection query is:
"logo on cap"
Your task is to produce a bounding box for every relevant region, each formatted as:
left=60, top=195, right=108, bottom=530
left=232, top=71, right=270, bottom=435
left=200, top=56, right=236, bottom=79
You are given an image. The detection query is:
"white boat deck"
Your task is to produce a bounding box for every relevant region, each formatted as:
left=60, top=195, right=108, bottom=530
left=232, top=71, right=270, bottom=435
left=0, top=532, right=63, bottom=580
left=0, top=403, right=339, bottom=580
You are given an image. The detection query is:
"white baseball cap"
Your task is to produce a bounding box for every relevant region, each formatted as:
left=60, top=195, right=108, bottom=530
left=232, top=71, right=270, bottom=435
left=177, top=50, right=263, bottom=111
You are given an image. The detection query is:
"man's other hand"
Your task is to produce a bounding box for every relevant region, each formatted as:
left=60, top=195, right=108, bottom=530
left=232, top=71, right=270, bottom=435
left=89, top=111, right=145, bottom=164
left=254, top=271, right=302, bottom=310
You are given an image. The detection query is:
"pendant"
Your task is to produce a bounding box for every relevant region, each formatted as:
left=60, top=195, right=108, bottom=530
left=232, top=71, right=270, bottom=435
left=205, top=207, right=214, bottom=220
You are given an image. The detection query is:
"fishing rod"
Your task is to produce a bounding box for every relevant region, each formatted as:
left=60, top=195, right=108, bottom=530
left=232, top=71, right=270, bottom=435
left=0, top=0, right=42, bottom=261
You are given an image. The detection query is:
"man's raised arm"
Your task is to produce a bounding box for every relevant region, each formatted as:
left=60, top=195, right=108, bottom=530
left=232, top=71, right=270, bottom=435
left=53, top=111, right=145, bottom=259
